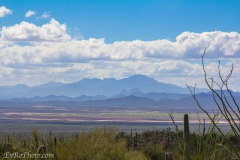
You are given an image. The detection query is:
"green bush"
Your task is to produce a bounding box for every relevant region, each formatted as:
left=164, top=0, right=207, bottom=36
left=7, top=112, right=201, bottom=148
left=143, top=143, right=165, bottom=160
left=55, top=128, right=148, bottom=160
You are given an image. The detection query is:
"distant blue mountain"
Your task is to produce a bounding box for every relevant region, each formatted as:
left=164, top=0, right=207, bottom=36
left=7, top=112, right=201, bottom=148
left=32, top=82, right=64, bottom=89
left=7, top=92, right=239, bottom=112
left=0, top=74, right=208, bottom=98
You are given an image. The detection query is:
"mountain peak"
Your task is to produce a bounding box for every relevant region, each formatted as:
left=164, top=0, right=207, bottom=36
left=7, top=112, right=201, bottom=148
left=122, top=74, right=158, bottom=86
left=128, top=74, right=152, bottom=79
left=14, top=84, right=29, bottom=88
left=34, top=82, right=63, bottom=89
left=0, top=74, right=194, bottom=98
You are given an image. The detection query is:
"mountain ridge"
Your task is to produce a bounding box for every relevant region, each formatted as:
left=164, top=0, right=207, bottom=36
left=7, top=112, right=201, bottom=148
left=0, top=74, right=208, bottom=98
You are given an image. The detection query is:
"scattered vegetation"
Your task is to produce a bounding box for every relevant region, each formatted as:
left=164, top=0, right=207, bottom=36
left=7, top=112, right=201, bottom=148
left=187, top=50, right=240, bottom=159
left=169, top=50, right=240, bottom=160
left=0, top=124, right=239, bottom=160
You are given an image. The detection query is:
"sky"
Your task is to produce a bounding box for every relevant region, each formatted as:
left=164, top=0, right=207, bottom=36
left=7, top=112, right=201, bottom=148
left=0, top=0, right=240, bottom=90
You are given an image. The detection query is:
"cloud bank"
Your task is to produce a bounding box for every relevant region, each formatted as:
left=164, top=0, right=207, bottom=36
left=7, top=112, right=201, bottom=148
left=0, top=18, right=239, bottom=90
left=1, top=19, right=240, bottom=61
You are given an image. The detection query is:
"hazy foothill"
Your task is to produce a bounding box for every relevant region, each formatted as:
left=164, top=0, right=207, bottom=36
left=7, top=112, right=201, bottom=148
left=1, top=74, right=238, bottom=128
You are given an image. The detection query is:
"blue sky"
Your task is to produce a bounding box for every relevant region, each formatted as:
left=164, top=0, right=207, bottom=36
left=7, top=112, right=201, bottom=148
left=0, top=0, right=240, bottom=91
left=1, top=0, right=240, bottom=42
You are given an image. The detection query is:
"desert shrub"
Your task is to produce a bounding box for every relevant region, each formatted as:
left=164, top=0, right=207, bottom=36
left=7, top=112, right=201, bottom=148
left=143, top=143, right=165, bottom=160
left=55, top=128, right=148, bottom=160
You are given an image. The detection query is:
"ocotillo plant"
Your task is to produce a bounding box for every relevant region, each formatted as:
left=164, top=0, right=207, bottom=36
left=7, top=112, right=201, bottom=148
left=184, top=114, right=191, bottom=160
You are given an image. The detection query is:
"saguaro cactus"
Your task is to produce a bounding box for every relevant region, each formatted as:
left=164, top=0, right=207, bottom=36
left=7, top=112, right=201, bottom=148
left=165, top=152, right=173, bottom=160
left=54, top=137, right=57, bottom=147
left=184, top=114, right=191, bottom=160
left=104, top=125, right=107, bottom=134
left=134, top=131, right=138, bottom=150
left=32, top=129, right=39, bottom=148
left=135, top=131, right=138, bottom=146
left=184, top=114, right=190, bottom=144
left=203, top=118, right=206, bottom=137
left=167, top=127, right=171, bottom=148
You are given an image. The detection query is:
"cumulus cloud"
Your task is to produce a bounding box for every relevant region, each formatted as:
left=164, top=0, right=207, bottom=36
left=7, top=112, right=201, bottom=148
left=0, top=27, right=239, bottom=90
left=25, top=10, right=36, bottom=17
left=0, top=31, right=240, bottom=66
left=0, top=39, right=13, bottom=48
left=0, top=6, right=12, bottom=18
left=1, top=58, right=239, bottom=91
left=176, top=31, right=240, bottom=58
left=1, top=19, right=71, bottom=42
left=1, top=19, right=239, bottom=60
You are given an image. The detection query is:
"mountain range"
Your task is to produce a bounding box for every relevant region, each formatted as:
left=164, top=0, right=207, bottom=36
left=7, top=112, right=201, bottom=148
left=0, top=74, right=239, bottom=112
left=4, top=92, right=240, bottom=112
left=0, top=74, right=208, bottom=99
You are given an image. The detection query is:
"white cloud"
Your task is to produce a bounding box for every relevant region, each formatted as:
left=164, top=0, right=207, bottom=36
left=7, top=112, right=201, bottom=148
left=0, top=30, right=239, bottom=67
left=25, top=10, right=36, bottom=17
left=0, top=6, right=12, bottom=18
left=0, top=58, right=239, bottom=91
left=1, top=22, right=240, bottom=60
left=37, top=12, right=51, bottom=19
left=0, top=26, right=239, bottom=90
left=176, top=31, right=240, bottom=58
left=1, top=19, right=71, bottom=42
left=0, top=39, right=13, bottom=48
